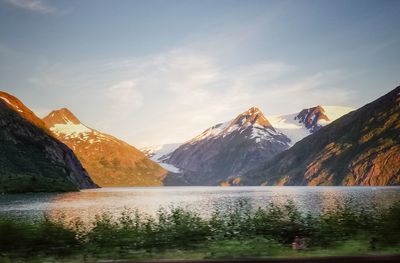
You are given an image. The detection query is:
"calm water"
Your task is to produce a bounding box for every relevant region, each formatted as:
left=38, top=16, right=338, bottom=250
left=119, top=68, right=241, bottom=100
left=1, top=187, right=400, bottom=222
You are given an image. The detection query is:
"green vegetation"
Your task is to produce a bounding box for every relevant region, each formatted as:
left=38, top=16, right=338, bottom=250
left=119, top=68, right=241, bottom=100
left=1, top=199, right=400, bottom=262
left=0, top=173, right=78, bottom=193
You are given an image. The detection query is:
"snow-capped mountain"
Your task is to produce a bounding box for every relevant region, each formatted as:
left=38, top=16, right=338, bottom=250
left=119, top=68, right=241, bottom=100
left=43, top=108, right=167, bottom=187
left=269, top=106, right=354, bottom=145
left=188, top=106, right=290, bottom=145
left=295, top=105, right=330, bottom=132
left=164, top=107, right=291, bottom=185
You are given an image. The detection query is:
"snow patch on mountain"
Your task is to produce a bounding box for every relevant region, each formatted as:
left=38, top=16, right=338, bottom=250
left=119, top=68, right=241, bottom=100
left=50, top=121, right=92, bottom=139
left=269, top=113, right=311, bottom=145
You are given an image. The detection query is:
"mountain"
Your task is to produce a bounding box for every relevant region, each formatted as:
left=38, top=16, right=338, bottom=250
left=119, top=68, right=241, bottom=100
left=295, top=105, right=330, bottom=132
left=140, top=143, right=182, bottom=173
left=0, top=91, right=96, bottom=193
left=269, top=106, right=354, bottom=145
left=164, top=107, right=291, bottom=185
left=237, top=86, right=400, bottom=186
left=144, top=106, right=353, bottom=178
left=43, top=108, right=167, bottom=187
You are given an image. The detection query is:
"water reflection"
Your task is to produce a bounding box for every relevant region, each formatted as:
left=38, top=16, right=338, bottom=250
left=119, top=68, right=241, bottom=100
left=0, top=186, right=399, bottom=223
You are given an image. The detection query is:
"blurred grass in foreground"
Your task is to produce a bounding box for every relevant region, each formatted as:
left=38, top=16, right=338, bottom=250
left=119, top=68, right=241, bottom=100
left=0, top=199, right=399, bottom=262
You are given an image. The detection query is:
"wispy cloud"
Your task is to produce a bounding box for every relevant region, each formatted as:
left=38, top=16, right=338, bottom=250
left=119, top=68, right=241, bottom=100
left=4, top=0, right=62, bottom=14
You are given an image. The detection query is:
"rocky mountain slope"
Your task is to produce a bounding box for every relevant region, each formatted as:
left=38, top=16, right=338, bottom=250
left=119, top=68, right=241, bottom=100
left=43, top=108, right=167, bottom=187
left=164, top=107, right=291, bottom=185
left=237, top=86, right=400, bottom=186
left=0, top=91, right=96, bottom=193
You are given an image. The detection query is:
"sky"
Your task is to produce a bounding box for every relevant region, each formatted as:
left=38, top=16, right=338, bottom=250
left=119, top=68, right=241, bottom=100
left=0, top=0, right=399, bottom=147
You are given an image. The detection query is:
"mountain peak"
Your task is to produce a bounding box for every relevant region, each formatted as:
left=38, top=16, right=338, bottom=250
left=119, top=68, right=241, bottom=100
left=43, top=108, right=91, bottom=138
left=246, top=106, right=261, bottom=114
left=230, top=106, right=273, bottom=129
left=188, top=106, right=284, bottom=145
left=43, top=108, right=81, bottom=126
left=295, top=105, right=329, bottom=132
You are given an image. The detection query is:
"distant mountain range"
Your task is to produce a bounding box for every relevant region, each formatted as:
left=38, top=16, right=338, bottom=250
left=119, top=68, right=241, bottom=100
left=1, top=86, right=398, bottom=192
left=235, top=86, right=400, bottom=186
left=0, top=92, right=96, bottom=193
left=43, top=108, right=167, bottom=187
left=144, top=105, right=354, bottom=185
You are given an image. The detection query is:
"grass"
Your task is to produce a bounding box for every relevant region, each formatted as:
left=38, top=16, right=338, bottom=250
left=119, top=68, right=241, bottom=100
left=0, top=199, right=399, bottom=262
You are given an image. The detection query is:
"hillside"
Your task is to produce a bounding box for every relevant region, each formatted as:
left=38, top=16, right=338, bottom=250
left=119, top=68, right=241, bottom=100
left=237, top=86, right=400, bottom=186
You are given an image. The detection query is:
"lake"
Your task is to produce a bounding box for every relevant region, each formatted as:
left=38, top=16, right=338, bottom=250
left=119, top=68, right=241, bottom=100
left=1, top=186, right=400, bottom=223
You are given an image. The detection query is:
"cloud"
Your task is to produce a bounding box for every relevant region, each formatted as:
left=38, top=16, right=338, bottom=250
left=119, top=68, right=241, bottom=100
left=4, top=0, right=61, bottom=14
left=107, top=80, right=143, bottom=118
left=24, top=48, right=351, bottom=147
left=99, top=49, right=291, bottom=109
